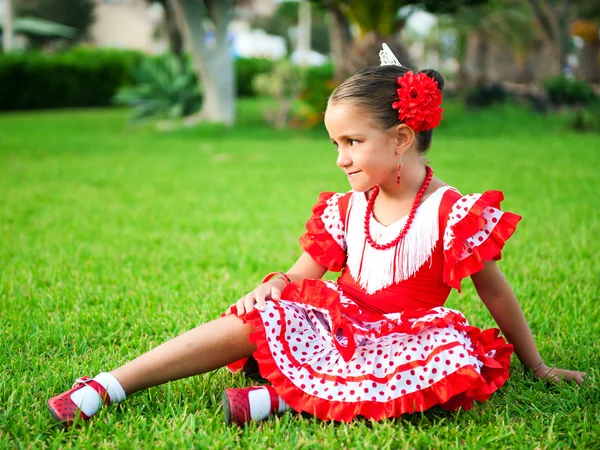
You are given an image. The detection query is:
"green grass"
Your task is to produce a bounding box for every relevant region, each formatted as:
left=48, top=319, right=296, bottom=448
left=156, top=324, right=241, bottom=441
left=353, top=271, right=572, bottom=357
left=1, top=99, right=599, bottom=449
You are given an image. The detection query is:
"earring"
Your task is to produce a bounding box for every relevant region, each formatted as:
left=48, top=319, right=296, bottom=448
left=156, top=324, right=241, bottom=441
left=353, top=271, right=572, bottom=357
left=396, top=154, right=404, bottom=187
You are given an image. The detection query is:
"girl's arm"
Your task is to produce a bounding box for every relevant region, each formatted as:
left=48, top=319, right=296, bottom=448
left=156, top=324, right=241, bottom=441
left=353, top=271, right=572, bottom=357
left=470, top=260, right=586, bottom=384
left=226, top=252, right=327, bottom=316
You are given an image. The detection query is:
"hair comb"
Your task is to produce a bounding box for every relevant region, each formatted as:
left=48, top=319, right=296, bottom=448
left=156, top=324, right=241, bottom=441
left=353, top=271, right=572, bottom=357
left=379, top=43, right=403, bottom=68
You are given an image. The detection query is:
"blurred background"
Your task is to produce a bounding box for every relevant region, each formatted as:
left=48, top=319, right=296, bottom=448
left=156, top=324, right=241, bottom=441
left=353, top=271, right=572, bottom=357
left=1, top=0, right=599, bottom=130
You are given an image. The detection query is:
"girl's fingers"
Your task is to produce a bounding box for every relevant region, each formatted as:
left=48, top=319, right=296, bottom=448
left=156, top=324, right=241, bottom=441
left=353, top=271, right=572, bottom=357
left=541, top=368, right=587, bottom=385
left=567, top=370, right=586, bottom=385
left=236, top=297, right=246, bottom=316
left=271, top=286, right=281, bottom=301
left=255, top=291, right=267, bottom=311
left=244, top=294, right=256, bottom=313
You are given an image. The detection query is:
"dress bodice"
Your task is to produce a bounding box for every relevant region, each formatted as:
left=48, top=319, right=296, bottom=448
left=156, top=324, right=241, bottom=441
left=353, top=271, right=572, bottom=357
left=298, top=187, right=521, bottom=315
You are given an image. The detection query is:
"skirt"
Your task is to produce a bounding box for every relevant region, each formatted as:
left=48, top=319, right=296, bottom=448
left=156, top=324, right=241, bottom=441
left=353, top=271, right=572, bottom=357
left=227, top=279, right=512, bottom=422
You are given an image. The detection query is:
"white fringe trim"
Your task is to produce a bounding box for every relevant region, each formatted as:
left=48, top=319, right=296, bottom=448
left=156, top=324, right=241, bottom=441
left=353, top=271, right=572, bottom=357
left=346, top=187, right=452, bottom=294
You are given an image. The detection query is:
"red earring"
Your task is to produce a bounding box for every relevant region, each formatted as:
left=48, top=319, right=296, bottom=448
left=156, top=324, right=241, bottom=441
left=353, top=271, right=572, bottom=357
left=396, top=154, right=404, bottom=187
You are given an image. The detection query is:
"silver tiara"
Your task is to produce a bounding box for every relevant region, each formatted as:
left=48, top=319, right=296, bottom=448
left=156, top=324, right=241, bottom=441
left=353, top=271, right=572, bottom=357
left=379, top=43, right=403, bottom=67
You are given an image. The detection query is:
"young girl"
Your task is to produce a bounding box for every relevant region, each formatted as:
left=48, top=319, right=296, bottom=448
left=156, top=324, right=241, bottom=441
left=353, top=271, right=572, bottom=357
left=47, top=44, right=586, bottom=427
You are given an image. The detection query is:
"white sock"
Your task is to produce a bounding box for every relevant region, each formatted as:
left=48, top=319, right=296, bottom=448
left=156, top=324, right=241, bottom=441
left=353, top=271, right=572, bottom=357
left=70, top=372, right=126, bottom=417
left=248, top=387, right=291, bottom=421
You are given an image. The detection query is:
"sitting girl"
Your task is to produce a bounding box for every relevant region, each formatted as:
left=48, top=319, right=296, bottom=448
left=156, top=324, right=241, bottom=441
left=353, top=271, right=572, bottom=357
left=48, top=44, right=585, bottom=427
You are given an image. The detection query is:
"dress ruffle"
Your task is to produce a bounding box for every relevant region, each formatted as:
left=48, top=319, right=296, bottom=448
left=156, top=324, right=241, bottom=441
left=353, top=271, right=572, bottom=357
left=299, top=192, right=346, bottom=272
left=227, top=280, right=513, bottom=422
left=443, top=190, right=521, bottom=291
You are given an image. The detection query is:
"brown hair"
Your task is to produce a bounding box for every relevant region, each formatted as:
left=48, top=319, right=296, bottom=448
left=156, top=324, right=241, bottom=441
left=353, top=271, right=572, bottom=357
left=329, top=65, right=445, bottom=153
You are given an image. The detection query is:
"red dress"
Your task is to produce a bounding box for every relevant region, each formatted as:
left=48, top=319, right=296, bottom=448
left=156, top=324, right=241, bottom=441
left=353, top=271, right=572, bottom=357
left=227, top=186, right=521, bottom=422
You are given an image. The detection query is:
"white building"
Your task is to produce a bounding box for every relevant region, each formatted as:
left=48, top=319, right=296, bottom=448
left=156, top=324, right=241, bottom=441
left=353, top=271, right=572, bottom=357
left=89, top=0, right=168, bottom=54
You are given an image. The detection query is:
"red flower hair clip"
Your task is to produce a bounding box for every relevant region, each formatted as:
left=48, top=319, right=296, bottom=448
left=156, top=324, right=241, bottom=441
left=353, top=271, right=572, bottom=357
left=391, top=71, right=443, bottom=133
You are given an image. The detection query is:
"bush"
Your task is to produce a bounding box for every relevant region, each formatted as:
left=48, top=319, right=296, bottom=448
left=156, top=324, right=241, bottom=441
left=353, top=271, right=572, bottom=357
left=235, top=58, right=276, bottom=97
left=544, top=76, right=597, bottom=107
left=568, top=101, right=600, bottom=133
left=0, top=51, right=324, bottom=111
left=464, top=83, right=507, bottom=109
left=0, top=47, right=143, bottom=110
left=253, top=60, right=306, bottom=128
left=114, top=53, right=202, bottom=123
left=294, top=63, right=337, bottom=127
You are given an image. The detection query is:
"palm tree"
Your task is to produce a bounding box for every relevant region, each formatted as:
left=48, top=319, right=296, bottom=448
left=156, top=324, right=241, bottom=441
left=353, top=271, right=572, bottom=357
left=440, top=0, right=533, bottom=87
left=526, top=0, right=570, bottom=76
left=313, top=0, right=417, bottom=79
left=314, top=0, right=493, bottom=81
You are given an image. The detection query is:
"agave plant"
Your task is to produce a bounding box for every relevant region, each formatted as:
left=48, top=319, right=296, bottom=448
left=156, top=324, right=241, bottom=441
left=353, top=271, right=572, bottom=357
left=114, top=53, right=202, bottom=123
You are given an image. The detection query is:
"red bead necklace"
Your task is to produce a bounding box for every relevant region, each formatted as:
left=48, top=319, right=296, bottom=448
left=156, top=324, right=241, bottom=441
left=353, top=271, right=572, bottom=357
left=364, top=166, right=434, bottom=250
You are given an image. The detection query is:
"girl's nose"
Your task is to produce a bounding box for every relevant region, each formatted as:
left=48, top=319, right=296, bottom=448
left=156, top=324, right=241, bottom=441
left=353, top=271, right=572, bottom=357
left=336, top=147, right=351, bottom=168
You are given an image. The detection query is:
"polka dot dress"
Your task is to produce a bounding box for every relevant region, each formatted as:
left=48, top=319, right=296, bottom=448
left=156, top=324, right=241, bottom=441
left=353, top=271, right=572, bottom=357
left=228, top=189, right=520, bottom=422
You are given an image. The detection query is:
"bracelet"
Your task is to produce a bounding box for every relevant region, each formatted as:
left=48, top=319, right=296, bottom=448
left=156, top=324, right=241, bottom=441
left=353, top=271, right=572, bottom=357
left=262, top=271, right=292, bottom=287
left=531, top=361, right=546, bottom=372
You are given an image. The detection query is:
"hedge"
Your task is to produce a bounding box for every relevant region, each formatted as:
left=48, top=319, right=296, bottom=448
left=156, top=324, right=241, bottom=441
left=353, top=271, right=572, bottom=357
left=0, top=49, right=331, bottom=110
left=0, top=48, right=143, bottom=110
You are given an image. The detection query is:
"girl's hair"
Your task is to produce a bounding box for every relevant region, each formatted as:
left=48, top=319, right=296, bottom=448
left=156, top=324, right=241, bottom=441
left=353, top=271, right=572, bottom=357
left=329, top=65, right=445, bottom=153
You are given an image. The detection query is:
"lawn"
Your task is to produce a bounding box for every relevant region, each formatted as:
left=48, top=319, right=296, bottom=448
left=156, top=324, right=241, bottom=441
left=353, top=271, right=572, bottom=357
left=1, top=99, right=598, bottom=449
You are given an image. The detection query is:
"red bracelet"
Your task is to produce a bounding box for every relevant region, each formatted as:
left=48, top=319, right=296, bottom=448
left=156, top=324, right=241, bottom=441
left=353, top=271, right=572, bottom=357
left=262, top=271, right=292, bottom=286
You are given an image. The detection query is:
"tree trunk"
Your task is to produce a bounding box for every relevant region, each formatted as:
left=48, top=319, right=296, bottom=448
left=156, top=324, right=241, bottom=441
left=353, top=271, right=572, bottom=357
left=557, top=0, right=570, bottom=75
left=575, top=36, right=600, bottom=83
left=159, top=0, right=184, bottom=56
left=3, top=0, right=14, bottom=52
left=326, top=8, right=353, bottom=81
left=474, top=33, right=490, bottom=85
left=527, top=0, right=566, bottom=76
left=572, top=20, right=600, bottom=83
left=297, top=0, right=311, bottom=67
left=170, top=0, right=235, bottom=126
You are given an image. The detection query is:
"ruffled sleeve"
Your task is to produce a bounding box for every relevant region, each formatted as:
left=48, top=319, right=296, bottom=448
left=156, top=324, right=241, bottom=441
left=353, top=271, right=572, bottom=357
left=442, top=190, right=521, bottom=291
left=299, top=192, right=348, bottom=272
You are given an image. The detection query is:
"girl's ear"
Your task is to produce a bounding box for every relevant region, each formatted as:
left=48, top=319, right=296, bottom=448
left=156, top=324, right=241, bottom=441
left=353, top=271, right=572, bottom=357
left=393, top=124, right=415, bottom=155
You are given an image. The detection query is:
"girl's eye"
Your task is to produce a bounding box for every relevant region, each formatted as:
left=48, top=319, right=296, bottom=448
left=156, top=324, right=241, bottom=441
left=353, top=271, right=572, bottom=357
left=349, top=139, right=359, bottom=146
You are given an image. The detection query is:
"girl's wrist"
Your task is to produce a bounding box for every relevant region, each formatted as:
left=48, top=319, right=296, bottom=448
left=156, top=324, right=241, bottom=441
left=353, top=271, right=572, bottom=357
left=265, top=277, right=288, bottom=291
left=530, top=361, right=547, bottom=372
left=262, top=271, right=292, bottom=289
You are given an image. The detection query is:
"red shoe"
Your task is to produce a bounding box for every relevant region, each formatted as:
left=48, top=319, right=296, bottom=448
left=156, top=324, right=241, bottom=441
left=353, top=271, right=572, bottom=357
left=222, top=386, right=279, bottom=426
left=47, top=376, right=111, bottom=427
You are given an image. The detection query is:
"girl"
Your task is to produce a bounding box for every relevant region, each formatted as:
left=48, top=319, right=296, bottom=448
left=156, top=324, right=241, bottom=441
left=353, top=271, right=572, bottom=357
left=47, top=44, right=586, bottom=427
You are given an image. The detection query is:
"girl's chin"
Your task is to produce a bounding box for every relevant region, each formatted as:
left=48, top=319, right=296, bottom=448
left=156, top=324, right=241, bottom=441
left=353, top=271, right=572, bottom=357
left=348, top=180, right=376, bottom=193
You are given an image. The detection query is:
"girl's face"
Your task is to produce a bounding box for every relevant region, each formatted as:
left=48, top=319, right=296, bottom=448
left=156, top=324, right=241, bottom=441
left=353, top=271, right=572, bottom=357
left=324, top=102, right=397, bottom=192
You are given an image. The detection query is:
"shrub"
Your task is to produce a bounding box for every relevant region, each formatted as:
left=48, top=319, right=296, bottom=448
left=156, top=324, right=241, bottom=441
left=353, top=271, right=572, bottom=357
left=544, top=76, right=597, bottom=107
left=0, top=47, right=143, bottom=110
left=464, top=83, right=507, bottom=109
left=568, top=101, right=600, bottom=133
left=294, top=63, right=337, bottom=127
left=253, top=60, right=306, bottom=128
left=235, top=58, right=276, bottom=97
left=114, top=53, right=202, bottom=123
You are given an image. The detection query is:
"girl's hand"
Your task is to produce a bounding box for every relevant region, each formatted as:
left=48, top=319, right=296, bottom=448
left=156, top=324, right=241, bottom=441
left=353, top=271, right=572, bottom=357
left=225, top=282, right=284, bottom=317
left=533, top=364, right=587, bottom=385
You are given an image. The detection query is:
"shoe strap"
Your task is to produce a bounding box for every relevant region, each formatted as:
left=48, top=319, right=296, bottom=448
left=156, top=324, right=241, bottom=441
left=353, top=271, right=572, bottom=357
left=73, top=376, right=111, bottom=406
left=265, top=386, right=279, bottom=415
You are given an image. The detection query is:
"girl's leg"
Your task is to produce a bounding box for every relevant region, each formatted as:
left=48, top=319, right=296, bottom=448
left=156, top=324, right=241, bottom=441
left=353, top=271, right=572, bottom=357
left=48, top=314, right=256, bottom=424
left=112, top=314, right=256, bottom=394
